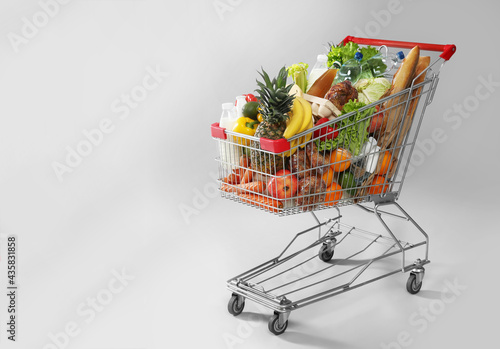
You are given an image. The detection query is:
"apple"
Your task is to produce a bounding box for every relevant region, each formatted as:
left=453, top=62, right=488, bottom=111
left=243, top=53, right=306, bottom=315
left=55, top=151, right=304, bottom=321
left=267, top=169, right=298, bottom=199
left=368, top=114, right=384, bottom=134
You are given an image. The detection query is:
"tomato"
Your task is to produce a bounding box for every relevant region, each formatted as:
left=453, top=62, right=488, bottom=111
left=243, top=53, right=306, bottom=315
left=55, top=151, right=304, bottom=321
left=313, top=118, right=338, bottom=141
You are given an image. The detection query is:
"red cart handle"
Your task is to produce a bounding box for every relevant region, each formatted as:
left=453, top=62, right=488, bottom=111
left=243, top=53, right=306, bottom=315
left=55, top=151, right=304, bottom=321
left=342, top=36, right=456, bottom=61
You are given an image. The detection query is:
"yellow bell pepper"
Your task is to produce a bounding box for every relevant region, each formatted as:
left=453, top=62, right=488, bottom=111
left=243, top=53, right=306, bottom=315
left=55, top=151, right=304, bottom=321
left=232, top=117, right=260, bottom=146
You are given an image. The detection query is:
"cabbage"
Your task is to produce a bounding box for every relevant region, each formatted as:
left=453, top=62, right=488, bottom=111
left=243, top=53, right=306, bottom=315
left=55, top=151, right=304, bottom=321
left=354, top=78, right=391, bottom=104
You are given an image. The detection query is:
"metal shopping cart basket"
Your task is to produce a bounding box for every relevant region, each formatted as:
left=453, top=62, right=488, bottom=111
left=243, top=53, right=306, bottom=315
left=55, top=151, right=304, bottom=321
left=210, top=36, right=456, bottom=335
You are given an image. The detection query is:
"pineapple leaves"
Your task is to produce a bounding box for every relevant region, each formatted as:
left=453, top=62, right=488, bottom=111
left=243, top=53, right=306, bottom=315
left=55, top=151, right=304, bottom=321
left=255, top=66, right=295, bottom=124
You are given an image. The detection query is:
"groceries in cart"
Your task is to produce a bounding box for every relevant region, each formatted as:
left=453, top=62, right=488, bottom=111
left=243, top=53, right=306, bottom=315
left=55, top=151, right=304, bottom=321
left=215, top=36, right=456, bottom=336
left=213, top=40, right=433, bottom=215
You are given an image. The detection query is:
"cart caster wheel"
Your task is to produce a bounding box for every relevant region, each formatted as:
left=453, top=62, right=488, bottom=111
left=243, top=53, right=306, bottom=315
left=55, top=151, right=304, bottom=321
left=268, top=314, right=288, bottom=335
left=406, top=273, right=422, bottom=294
left=228, top=294, right=245, bottom=316
left=318, top=243, right=334, bottom=262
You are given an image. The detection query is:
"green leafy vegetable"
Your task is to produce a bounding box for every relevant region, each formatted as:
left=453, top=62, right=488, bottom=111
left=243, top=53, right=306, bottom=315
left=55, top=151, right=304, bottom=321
left=287, top=62, right=309, bottom=93
left=360, top=46, right=379, bottom=60
left=327, top=42, right=359, bottom=68
left=316, top=100, right=375, bottom=155
left=327, top=42, right=387, bottom=79
left=354, top=78, right=391, bottom=104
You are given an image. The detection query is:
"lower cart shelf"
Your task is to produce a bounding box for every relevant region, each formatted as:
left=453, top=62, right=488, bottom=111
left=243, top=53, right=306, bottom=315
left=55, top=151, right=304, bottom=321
left=226, top=203, right=429, bottom=335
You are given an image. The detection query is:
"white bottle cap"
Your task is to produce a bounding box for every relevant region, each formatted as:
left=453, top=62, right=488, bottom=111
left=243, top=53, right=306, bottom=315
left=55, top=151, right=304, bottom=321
left=317, top=54, right=328, bottom=62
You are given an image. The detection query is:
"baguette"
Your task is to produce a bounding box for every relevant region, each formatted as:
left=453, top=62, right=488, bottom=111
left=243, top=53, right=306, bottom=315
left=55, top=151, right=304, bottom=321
left=390, top=56, right=431, bottom=158
left=357, top=54, right=430, bottom=199
left=379, top=46, right=420, bottom=147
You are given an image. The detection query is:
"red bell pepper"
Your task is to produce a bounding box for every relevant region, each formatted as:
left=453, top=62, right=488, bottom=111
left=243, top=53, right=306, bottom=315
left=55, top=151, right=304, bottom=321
left=313, top=118, right=339, bottom=141
left=243, top=93, right=258, bottom=102
left=234, top=93, right=258, bottom=106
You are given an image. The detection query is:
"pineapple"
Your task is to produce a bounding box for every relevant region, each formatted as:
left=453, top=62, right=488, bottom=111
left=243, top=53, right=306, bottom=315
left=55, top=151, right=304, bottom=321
left=251, top=67, right=295, bottom=174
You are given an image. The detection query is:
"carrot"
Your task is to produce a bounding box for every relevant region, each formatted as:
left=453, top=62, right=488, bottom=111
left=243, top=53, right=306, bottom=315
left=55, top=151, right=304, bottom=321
left=238, top=193, right=283, bottom=212
left=240, top=169, right=253, bottom=184
left=240, top=154, right=250, bottom=168
left=221, top=181, right=266, bottom=195
left=222, top=173, right=240, bottom=184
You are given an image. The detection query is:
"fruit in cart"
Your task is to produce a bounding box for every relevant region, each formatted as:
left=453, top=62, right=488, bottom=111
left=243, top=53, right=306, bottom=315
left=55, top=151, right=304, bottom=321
left=243, top=93, right=258, bottom=102
left=267, top=169, right=298, bottom=199
left=242, top=101, right=260, bottom=120
left=339, top=171, right=357, bottom=196
left=367, top=175, right=389, bottom=195
left=296, top=97, right=313, bottom=130
left=313, top=117, right=339, bottom=141
left=330, top=148, right=351, bottom=172
left=299, top=114, right=314, bottom=148
left=283, top=97, right=304, bottom=139
left=368, top=109, right=384, bottom=134
left=324, top=182, right=343, bottom=206
left=377, top=151, right=394, bottom=175
left=322, top=167, right=337, bottom=188
left=232, top=117, right=260, bottom=146
left=251, top=67, right=295, bottom=174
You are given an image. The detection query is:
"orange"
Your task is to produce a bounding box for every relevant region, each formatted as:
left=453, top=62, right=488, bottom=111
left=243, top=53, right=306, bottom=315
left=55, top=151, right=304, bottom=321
left=322, top=167, right=337, bottom=188
left=368, top=175, right=389, bottom=195
left=378, top=152, right=394, bottom=175
left=330, top=148, right=351, bottom=172
left=324, top=182, right=343, bottom=206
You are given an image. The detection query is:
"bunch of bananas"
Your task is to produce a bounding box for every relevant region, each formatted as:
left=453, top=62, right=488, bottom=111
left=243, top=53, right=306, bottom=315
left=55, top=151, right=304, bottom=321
left=283, top=94, right=313, bottom=156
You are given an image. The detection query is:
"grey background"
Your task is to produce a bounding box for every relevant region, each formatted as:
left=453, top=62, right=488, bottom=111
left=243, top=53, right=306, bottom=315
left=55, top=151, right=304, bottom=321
left=0, top=0, right=498, bottom=348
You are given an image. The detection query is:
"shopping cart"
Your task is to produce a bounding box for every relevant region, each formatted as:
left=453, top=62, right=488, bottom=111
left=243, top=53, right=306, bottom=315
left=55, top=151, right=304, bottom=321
left=210, top=36, right=455, bottom=335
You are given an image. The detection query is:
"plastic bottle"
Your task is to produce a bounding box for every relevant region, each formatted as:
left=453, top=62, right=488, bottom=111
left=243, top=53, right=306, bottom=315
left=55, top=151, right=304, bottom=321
left=219, top=103, right=240, bottom=172
left=369, top=47, right=405, bottom=76
left=360, top=137, right=381, bottom=173
left=306, top=68, right=338, bottom=98
left=235, top=96, right=247, bottom=118
left=306, top=54, right=328, bottom=92
left=333, top=52, right=364, bottom=85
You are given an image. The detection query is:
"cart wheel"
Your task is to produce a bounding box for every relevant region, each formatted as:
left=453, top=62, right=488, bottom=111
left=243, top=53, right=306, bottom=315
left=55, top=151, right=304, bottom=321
left=318, top=244, right=334, bottom=262
left=268, top=314, right=288, bottom=335
left=227, top=294, right=245, bottom=316
left=406, top=273, right=422, bottom=294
